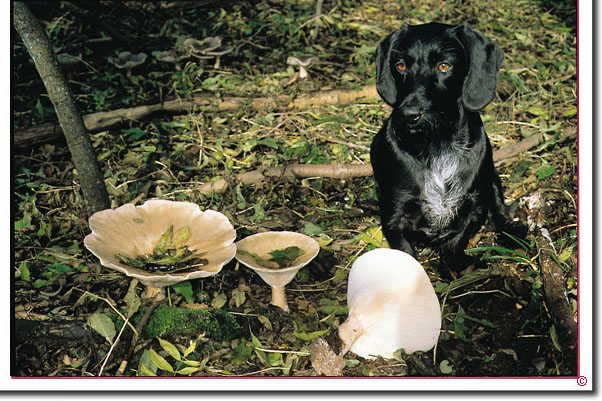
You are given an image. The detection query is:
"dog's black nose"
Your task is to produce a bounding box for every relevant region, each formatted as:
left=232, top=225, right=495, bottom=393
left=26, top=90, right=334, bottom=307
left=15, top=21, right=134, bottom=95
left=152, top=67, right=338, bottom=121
left=401, top=106, right=423, bottom=124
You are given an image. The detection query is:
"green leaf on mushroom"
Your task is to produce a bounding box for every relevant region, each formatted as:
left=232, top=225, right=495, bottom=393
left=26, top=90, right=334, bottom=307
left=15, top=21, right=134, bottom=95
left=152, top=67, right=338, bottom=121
left=237, top=246, right=305, bottom=269
left=116, top=225, right=208, bottom=274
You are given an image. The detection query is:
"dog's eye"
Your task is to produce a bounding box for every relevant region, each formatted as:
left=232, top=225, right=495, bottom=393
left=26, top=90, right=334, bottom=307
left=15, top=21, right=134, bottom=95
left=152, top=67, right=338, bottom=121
left=395, top=62, right=407, bottom=72
left=437, top=63, right=452, bottom=72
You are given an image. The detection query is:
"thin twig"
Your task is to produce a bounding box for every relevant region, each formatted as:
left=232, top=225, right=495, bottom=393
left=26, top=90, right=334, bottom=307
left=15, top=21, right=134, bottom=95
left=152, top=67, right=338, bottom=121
left=116, top=298, right=166, bottom=376
left=75, top=289, right=138, bottom=337
left=99, top=315, right=130, bottom=377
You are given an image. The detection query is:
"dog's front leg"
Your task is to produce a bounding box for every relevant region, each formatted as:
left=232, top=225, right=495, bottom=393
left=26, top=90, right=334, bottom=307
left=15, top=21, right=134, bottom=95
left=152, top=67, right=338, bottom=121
left=486, top=175, right=528, bottom=244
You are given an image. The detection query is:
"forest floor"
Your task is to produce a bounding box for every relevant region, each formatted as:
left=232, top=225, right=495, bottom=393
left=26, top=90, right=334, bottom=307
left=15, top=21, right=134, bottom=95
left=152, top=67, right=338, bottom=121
left=12, top=0, right=577, bottom=378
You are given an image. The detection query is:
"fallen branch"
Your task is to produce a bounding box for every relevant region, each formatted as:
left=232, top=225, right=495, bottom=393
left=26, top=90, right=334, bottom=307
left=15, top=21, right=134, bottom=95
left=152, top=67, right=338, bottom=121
left=493, top=127, right=575, bottom=163
left=523, top=192, right=577, bottom=371
left=196, top=126, right=577, bottom=195
left=14, top=85, right=380, bottom=148
left=197, top=163, right=374, bottom=195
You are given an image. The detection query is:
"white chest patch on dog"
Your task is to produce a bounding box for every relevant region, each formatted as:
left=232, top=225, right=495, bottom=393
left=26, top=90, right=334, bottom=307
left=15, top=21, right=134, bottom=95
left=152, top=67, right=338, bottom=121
left=421, top=151, right=464, bottom=230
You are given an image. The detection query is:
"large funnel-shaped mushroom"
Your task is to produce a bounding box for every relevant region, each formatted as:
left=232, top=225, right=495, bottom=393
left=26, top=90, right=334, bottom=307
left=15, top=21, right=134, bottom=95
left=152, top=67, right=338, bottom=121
left=235, top=231, right=319, bottom=312
left=338, top=248, right=441, bottom=359
left=84, top=200, right=236, bottom=300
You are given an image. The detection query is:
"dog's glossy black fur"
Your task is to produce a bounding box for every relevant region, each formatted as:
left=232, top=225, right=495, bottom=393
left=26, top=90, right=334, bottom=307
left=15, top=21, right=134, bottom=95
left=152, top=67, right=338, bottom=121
left=371, top=22, right=526, bottom=272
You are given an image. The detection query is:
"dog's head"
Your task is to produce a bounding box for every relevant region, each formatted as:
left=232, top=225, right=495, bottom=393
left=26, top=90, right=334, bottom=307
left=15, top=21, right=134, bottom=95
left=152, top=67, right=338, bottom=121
left=375, top=23, right=504, bottom=130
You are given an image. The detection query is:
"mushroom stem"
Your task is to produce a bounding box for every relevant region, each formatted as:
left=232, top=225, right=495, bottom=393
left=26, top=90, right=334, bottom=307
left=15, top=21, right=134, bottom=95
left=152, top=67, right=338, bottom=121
left=338, top=314, right=364, bottom=356
left=270, top=285, right=289, bottom=312
left=142, top=286, right=165, bottom=302
left=298, top=66, right=309, bottom=79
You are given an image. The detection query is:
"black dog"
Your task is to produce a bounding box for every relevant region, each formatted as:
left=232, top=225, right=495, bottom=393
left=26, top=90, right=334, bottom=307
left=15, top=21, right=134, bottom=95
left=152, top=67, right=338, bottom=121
left=371, top=22, right=526, bottom=272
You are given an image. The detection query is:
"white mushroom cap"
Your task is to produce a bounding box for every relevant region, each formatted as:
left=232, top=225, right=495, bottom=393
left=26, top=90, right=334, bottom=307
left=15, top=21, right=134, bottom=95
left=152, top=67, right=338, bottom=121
left=338, top=248, right=441, bottom=359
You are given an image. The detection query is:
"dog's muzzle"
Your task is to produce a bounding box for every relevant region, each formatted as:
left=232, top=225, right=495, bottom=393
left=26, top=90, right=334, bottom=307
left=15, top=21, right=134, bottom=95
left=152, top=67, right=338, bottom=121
left=401, top=105, right=423, bottom=125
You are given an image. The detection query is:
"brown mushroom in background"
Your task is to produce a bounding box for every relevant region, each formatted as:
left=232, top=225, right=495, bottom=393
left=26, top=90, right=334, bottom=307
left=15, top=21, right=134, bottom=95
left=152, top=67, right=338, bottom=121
left=108, top=51, right=147, bottom=76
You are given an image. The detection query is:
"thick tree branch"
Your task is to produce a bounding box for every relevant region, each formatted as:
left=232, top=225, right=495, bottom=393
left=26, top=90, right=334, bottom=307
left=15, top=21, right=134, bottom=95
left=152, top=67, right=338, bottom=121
left=197, top=163, right=374, bottom=195
left=14, top=85, right=380, bottom=148
left=195, top=126, right=576, bottom=195
left=13, top=2, right=110, bottom=216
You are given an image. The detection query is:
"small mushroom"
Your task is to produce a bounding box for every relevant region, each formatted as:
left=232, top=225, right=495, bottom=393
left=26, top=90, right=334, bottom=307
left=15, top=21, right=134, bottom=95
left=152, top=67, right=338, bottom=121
left=338, top=248, right=441, bottom=359
left=155, top=49, right=189, bottom=64
left=287, top=55, right=317, bottom=78
left=108, top=51, right=147, bottom=76
left=182, top=37, right=231, bottom=69
left=207, top=46, right=232, bottom=69
left=235, top=231, right=320, bottom=312
left=183, top=37, right=222, bottom=55
left=84, top=200, right=236, bottom=302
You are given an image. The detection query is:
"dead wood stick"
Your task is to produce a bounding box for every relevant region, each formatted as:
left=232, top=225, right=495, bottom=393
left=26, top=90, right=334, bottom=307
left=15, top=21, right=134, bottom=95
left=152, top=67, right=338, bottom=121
left=196, top=125, right=577, bottom=195
left=493, top=127, right=575, bottom=162
left=14, top=85, right=380, bottom=148
left=115, top=298, right=166, bottom=376
left=197, top=163, right=374, bottom=195
left=524, top=192, right=577, bottom=371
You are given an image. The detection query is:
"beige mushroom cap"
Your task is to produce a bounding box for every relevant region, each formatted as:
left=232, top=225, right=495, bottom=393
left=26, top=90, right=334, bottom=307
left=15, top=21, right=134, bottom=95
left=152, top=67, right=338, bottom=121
left=83, top=200, right=236, bottom=288
left=235, top=231, right=319, bottom=288
left=338, top=248, right=441, bottom=359
left=235, top=231, right=319, bottom=311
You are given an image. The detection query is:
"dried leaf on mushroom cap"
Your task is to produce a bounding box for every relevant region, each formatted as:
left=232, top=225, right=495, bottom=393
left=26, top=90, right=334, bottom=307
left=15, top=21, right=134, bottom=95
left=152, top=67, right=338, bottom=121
left=338, top=248, right=441, bottom=359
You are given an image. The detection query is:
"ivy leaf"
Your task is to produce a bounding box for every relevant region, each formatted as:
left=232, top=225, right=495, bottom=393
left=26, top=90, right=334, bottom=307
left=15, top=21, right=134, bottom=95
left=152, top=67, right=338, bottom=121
left=535, top=165, right=555, bottom=180
left=171, top=281, right=194, bottom=303
left=268, top=246, right=304, bottom=267
left=87, top=312, right=116, bottom=343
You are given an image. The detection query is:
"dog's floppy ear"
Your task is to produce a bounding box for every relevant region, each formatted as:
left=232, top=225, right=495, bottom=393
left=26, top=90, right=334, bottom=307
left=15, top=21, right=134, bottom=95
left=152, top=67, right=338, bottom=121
left=375, top=24, right=408, bottom=107
left=453, top=24, right=504, bottom=112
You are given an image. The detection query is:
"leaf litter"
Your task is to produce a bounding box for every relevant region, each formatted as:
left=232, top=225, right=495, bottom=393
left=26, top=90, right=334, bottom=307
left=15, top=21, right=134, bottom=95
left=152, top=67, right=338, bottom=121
left=13, top=0, right=577, bottom=378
